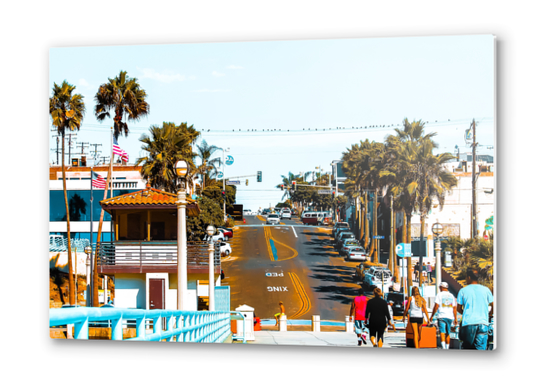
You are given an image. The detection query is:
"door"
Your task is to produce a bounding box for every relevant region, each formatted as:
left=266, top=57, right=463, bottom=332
left=149, top=278, right=165, bottom=310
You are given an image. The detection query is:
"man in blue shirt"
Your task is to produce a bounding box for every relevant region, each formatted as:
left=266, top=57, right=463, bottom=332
left=457, top=269, right=494, bottom=350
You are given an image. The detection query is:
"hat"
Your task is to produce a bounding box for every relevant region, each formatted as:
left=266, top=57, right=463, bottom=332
left=439, top=282, right=448, bottom=288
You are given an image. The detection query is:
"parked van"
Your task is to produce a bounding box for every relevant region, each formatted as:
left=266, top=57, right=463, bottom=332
left=301, top=211, right=319, bottom=225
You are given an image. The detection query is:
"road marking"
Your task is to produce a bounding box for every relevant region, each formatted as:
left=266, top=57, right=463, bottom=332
left=264, top=226, right=299, bottom=261
left=267, top=286, right=289, bottom=292
left=288, top=272, right=311, bottom=319
left=291, top=226, right=298, bottom=238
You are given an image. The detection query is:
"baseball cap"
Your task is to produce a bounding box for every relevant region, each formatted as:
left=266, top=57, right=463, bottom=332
left=439, top=282, right=448, bottom=288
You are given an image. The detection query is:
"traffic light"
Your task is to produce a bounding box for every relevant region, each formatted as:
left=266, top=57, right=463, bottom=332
left=257, top=171, right=262, bottom=182
left=280, top=185, right=284, bottom=191
left=332, top=191, right=336, bottom=198
left=292, top=181, right=296, bottom=190
left=221, top=190, right=226, bottom=200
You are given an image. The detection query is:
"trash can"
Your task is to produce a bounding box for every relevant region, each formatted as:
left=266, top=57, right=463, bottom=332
left=235, top=304, right=255, bottom=341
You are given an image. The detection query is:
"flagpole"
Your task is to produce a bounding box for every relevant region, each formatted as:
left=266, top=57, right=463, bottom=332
left=89, top=165, right=93, bottom=307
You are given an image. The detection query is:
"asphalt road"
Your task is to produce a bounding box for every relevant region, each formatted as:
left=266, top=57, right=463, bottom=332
left=221, top=215, right=365, bottom=321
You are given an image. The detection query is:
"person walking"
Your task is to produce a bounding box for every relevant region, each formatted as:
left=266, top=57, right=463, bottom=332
left=422, top=262, right=428, bottom=284
left=274, top=301, right=285, bottom=327
left=365, top=287, right=391, bottom=347
left=402, top=286, right=430, bottom=348
left=387, top=300, right=396, bottom=332
left=430, top=282, right=457, bottom=349
left=349, top=289, right=368, bottom=346
left=427, top=263, right=433, bottom=284
left=457, top=269, right=494, bottom=350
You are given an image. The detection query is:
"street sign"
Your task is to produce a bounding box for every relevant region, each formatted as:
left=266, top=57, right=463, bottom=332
left=225, top=155, right=234, bottom=166
left=396, top=243, right=412, bottom=257
left=226, top=180, right=240, bottom=185
left=373, top=235, right=385, bottom=239
left=318, top=189, right=332, bottom=194
left=217, top=172, right=224, bottom=179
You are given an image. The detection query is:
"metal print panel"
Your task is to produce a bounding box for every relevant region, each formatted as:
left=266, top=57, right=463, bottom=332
left=49, top=35, right=496, bottom=350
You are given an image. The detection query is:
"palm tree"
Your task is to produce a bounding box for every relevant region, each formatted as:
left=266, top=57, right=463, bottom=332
left=137, top=122, right=200, bottom=193
left=277, top=172, right=297, bottom=201
left=195, top=140, right=221, bottom=191
left=403, top=139, right=458, bottom=281
left=49, top=81, right=85, bottom=305
left=95, top=70, right=150, bottom=140
left=93, top=70, right=150, bottom=306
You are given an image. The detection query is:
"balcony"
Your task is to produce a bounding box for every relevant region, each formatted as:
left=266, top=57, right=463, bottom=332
left=96, top=241, right=221, bottom=274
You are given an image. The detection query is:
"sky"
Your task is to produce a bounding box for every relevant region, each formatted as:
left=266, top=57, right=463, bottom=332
left=49, top=34, right=495, bottom=211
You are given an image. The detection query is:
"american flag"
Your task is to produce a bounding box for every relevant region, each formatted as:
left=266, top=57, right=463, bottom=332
left=91, top=170, right=106, bottom=189
left=113, top=137, right=129, bottom=162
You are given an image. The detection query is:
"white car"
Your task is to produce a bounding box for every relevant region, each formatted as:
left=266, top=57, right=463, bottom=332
left=281, top=209, right=292, bottom=219
left=266, top=213, right=281, bottom=225
left=219, top=241, right=231, bottom=256
left=243, top=209, right=252, bottom=216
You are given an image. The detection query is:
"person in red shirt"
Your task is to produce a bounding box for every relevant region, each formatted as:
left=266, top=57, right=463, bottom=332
left=349, top=289, right=368, bottom=346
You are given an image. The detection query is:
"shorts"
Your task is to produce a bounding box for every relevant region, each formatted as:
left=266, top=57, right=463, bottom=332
left=438, top=318, right=453, bottom=334
left=275, top=312, right=285, bottom=318
left=410, top=317, right=424, bottom=324
left=354, top=320, right=367, bottom=335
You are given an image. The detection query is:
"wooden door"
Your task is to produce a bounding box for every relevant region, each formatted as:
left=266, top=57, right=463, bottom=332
left=149, top=278, right=165, bottom=310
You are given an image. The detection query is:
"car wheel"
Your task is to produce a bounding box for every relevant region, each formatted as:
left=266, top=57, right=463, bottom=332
left=224, top=236, right=229, bottom=241
left=225, top=250, right=230, bottom=256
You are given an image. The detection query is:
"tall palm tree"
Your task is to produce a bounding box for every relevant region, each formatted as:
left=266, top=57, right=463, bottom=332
left=93, top=70, right=150, bottom=306
left=137, top=122, right=200, bottom=193
left=403, top=139, right=458, bottom=282
left=95, top=70, right=150, bottom=140
left=49, top=81, right=86, bottom=305
left=195, top=140, right=221, bottom=191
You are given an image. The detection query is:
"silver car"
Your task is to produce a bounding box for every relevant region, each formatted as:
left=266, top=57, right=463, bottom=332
left=266, top=213, right=281, bottom=225
left=344, top=246, right=368, bottom=261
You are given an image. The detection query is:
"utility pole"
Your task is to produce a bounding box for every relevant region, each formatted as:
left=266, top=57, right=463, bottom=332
left=67, top=132, right=77, bottom=165
left=471, top=119, right=478, bottom=238
left=90, top=143, right=103, bottom=164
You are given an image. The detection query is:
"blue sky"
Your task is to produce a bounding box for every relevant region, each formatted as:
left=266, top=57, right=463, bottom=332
left=49, top=34, right=495, bottom=211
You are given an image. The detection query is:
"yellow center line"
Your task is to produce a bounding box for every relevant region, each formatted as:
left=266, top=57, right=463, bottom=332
left=288, top=272, right=311, bottom=319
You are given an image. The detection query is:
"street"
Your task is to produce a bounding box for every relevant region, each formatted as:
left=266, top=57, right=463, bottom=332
left=221, top=215, right=365, bottom=321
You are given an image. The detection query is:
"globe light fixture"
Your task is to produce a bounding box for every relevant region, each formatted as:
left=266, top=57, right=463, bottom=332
left=175, top=160, right=189, bottom=178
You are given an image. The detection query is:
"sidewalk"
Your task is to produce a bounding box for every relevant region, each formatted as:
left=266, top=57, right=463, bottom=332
left=248, top=329, right=406, bottom=348
left=236, top=321, right=407, bottom=348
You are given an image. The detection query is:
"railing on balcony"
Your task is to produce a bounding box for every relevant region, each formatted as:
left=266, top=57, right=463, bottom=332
left=96, top=241, right=221, bottom=272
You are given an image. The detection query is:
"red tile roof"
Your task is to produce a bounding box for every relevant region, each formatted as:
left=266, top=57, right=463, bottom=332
left=100, top=184, right=200, bottom=216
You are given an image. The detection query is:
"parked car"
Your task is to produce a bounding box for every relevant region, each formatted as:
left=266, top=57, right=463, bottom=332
left=266, top=213, right=281, bottom=225
left=281, top=208, right=292, bottom=219
left=361, top=266, right=393, bottom=290
left=334, top=226, right=351, bottom=241
left=336, top=231, right=355, bottom=248
left=218, top=227, right=233, bottom=240
left=261, top=208, right=271, bottom=216
left=219, top=241, right=231, bottom=256
left=339, top=240, right=362, bottom=255
left=385, top=292, right=406, bottom=316
left=332, top=222, right=350, bottom=237
left=318, top=212, right=332, bottom=226
left=243, top=209, right=252, bottom=216
left=354, top=262, right=387, bottom=282
left=344, top=246, right=368, bottom=262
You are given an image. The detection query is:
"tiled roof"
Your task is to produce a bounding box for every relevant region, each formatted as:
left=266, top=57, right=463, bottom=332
left=100, top=184, right=200, bottom=216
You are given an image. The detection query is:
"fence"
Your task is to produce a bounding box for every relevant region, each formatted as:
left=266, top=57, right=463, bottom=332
left=49, top=307, right=235, bottom=343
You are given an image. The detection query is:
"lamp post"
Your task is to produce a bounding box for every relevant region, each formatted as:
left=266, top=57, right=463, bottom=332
left=175, top=160, right=189, bottom=310
left=206, top=225, right=216, bottom=311
left=432, top=222, right=444, bottom=288
left=217, top=147, right=230, bottom=221
left=84, top=245, right=92, bottom=307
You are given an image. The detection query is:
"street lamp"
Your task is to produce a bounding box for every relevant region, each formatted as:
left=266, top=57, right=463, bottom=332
left=175, top=160, right=189, bottom=310
left=432, top=222, right=444, bottom=288
left=216, top=147, right=230, bottom=221
left=206, top=224, right=216, bottom=311
left=84, top=245, right=92, bottom=307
